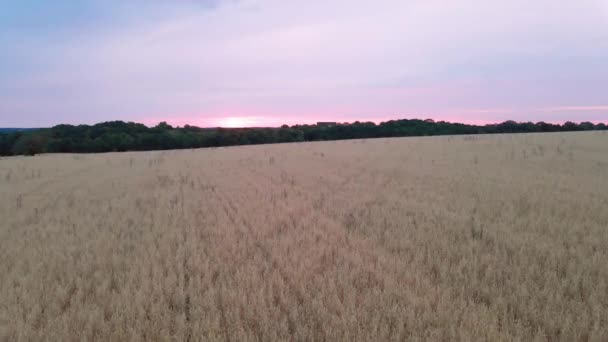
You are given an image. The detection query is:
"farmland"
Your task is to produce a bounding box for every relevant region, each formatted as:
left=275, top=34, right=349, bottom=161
left=1, top=132, right=607, bottom=341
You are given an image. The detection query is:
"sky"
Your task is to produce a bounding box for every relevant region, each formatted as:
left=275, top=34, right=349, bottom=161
left=1, top=0, right=607, bottom=128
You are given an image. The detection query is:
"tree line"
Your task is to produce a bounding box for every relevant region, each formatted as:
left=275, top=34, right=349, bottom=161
left=0, top=119, right=606, bottom=156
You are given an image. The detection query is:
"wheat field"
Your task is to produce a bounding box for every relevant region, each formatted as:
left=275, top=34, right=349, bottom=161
left=1, top=132, right=607, bottom=341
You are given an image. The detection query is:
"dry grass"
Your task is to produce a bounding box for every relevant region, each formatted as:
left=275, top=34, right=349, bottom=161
left=1, top=132, right=607, bottom=341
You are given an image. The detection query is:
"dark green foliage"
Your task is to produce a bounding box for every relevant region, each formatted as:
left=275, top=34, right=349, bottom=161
left=10, top=132, right=48, bottom=156
left=0, top=119, right=606, bottom=156
left=0, top=128, right=40, bottom=133
left=0, top=133, right=21, bottom=155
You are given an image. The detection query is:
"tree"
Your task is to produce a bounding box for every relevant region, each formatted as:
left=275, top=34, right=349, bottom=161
left=278, top=127, right=304, bottom=142
left=11, top=133, right=46, bottom=155
left=154, top=122, right=173, bottom=131
left=579, top=122, right=595, bottom=131
left=562, top=122, right=580, bottom=131
left=0, top=133, right=20, bottom=155
left=1, top=119, right=604, bottom=156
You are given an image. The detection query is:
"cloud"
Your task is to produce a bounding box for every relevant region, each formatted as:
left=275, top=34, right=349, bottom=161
left=0, top=0, right=607, bottom=126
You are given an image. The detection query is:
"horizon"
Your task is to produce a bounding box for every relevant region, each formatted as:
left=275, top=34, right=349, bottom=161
left=1, top=116, right=606, bottom=130
left=1, top=1, right=607, bottom=127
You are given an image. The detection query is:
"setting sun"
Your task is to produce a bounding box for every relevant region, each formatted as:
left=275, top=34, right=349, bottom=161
left=217, top=117, right=257, bottom=128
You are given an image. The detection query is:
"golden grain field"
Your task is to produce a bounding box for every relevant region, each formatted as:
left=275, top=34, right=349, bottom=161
left=1, top=132, right=607, bottom=341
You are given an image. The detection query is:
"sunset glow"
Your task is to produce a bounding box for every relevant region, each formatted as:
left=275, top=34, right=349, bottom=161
left=0, top=0, right=607, bottom=127
left=216, top=117, right=257, bottom=128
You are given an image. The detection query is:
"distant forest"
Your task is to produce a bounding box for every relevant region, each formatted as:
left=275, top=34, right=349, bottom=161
left=0, top=119, right=606, bottom=156
left=0, top=128, right=40, bottom=134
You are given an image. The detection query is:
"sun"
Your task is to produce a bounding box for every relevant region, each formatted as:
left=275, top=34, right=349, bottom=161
left=217, top=117, right=255, bottom=128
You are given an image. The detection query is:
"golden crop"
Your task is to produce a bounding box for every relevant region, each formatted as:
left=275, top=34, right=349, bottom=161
left=1, top=132, right=607, bottom=341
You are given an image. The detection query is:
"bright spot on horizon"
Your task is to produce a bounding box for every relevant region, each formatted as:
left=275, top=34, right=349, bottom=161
left=216, top=117, right=259, bottom=128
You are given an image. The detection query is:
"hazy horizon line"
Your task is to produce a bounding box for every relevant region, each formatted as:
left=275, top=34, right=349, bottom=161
left=3, top=116, right=606, bottom=130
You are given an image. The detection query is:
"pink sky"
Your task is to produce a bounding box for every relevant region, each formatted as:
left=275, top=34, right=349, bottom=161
left=142, top=110, right=606, bottom=128
left=0, top=0, right=607, bottom=127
